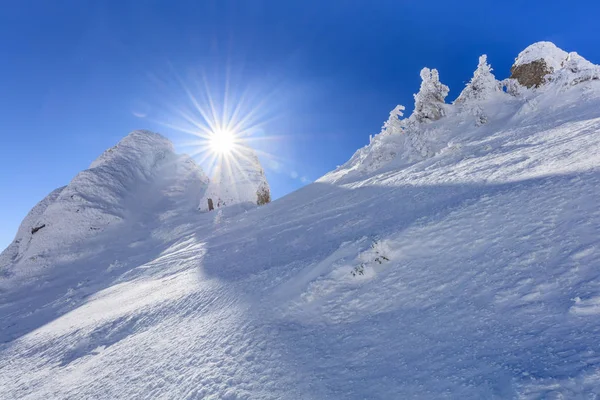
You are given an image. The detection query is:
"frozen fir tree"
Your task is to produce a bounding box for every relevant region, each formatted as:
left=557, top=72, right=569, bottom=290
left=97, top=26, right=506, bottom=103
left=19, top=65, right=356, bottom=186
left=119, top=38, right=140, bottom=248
left=412, top=68, right=449, bottom=123
left=455, top=55, right=501, bottom=104
left=382, top=105, right=406, bottom=135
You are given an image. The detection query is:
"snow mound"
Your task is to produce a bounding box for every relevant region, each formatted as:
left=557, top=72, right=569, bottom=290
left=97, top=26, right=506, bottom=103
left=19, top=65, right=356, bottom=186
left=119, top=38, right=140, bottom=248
left=0, top=130, right=208, bottom=277
left=199, top=142, right=270, bottom=211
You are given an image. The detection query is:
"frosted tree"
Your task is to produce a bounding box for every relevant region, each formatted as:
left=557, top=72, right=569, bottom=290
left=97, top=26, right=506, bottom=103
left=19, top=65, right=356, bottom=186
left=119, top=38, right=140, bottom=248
left=382, top=105, right=406, bottom=135
left=412, top=68, right=449, bottom=123
left=455, top=55, right=501, bottom=104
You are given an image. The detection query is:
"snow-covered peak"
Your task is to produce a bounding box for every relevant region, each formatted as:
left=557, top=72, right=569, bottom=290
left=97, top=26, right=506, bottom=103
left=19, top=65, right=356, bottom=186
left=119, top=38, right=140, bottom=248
left=513, top=41, right=568, bottom=71
left=0, top=131, right=208, bottom=275
left=510, top=42, right=600, bottom=89
left=90, top=130, right=174, bottom=169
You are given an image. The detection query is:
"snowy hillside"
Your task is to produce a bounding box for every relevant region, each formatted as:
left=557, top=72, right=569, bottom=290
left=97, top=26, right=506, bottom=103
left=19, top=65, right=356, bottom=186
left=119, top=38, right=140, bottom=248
left=2, top=42, right=600, bottom=399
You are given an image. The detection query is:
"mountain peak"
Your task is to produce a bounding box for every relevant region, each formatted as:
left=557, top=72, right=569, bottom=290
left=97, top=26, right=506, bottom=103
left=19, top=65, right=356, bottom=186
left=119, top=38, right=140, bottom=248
left=1, top=130, right=208, bottom=274
left=514, top=41, right=568, bottom=70
left=510, top=42, right=568, bottom=88
left=90, top=130, right=174, bottom=169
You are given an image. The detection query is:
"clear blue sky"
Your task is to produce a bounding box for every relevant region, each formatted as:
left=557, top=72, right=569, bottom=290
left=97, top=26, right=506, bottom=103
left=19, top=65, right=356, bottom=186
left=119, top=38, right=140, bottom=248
left=1, top=0, right=599, bottom=250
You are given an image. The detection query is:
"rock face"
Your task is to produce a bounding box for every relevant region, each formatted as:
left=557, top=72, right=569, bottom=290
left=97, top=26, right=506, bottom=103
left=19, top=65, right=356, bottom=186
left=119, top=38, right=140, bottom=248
left=199, top=143, right=271, bottom=212
left=510, top=59, right=552, bottom=88
left=0, top=130, right=208, bottom=272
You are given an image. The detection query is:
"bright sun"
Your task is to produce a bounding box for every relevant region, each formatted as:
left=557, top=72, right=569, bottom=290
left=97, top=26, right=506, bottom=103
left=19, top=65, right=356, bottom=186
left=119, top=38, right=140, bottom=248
left=209, top=129, right=237, bottom=155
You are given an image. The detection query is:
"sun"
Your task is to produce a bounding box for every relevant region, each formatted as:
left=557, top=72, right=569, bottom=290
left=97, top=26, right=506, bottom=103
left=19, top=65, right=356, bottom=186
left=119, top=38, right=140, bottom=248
left=209, top=129, right=237, bottom=155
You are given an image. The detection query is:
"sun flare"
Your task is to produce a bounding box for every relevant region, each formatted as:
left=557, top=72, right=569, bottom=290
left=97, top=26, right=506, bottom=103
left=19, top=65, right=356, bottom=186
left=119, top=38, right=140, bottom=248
left=209, top=129, right=237, bottom=155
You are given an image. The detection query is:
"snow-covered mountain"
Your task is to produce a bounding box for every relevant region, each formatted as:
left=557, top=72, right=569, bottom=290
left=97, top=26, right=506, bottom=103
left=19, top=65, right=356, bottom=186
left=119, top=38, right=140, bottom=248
left=0, top=130, right=208, bottom=280
left=2, top=42, right=600, bottom=399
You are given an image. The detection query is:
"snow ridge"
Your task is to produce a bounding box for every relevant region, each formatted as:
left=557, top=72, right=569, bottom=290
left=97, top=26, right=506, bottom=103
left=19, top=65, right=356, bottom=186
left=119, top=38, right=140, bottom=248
left=322, top=41, right=600, bottom=184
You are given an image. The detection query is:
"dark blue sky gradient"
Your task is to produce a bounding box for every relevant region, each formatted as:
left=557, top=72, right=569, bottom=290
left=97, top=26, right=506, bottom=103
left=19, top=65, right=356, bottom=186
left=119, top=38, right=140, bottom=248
left=1, top=0, right=599, bottom=248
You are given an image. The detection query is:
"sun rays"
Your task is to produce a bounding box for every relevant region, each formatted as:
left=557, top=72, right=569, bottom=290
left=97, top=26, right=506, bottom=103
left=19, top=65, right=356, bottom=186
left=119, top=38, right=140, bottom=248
left=147, top=67, right=288, bottom=183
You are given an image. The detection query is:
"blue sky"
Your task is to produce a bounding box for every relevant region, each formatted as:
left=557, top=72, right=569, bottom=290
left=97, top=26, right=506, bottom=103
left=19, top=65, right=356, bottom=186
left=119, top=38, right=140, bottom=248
left=1, top=0, right=599, bottom=250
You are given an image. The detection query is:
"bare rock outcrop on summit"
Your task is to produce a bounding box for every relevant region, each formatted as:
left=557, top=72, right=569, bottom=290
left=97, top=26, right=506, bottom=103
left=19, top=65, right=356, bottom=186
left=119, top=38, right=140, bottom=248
left=510, top=59, right=553, bottom=88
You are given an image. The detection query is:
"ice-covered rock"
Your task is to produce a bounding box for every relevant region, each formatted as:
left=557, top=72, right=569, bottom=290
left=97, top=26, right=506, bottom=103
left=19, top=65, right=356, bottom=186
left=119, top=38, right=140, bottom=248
left=199, top=143, right=271, bottom=212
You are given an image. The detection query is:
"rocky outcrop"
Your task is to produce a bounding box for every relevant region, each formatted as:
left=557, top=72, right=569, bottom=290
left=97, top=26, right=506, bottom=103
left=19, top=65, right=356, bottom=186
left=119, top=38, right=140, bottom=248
left=509, top=42, right=568, bottom=88
left=510, top=59, right=553, bottom=88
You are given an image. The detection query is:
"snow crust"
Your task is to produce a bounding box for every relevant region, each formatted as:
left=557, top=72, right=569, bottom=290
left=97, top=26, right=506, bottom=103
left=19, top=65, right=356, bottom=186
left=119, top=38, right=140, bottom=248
left=2, top=43, right=600, bottom=399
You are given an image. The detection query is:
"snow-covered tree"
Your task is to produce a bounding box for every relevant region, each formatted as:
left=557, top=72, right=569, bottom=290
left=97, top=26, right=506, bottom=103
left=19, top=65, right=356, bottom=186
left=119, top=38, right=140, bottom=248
left=382, top=105, right=405, bottom=135
left=455, top=55, right=501, bottom=104
left=412, top=68, right=449, bottom=123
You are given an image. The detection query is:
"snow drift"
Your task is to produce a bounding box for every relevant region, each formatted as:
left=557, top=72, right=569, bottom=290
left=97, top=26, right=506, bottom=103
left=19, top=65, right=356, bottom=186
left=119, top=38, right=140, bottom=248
left=2, top=42, right=600, bottom=399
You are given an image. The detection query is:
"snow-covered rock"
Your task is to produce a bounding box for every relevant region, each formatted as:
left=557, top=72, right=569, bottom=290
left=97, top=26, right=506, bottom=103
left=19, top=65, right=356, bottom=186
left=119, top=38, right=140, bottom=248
left=510, top=41, right=600, bottom=89
left=198, top=143, right=270, bottom=212
left=0, top=130, right=208, bottom=276
left=514, top=41, right=569, bottom=72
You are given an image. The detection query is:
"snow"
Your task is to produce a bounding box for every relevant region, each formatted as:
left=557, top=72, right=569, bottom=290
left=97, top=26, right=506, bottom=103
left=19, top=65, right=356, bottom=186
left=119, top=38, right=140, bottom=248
left=454, top=55, right=503, bottom=104
left=513, top=41, right=569, bottom=71
left=2, top=43, right=600, bottom=398
left=199, top=143, right=270, bottom=211
left=0, top=130, right=208, bottom=280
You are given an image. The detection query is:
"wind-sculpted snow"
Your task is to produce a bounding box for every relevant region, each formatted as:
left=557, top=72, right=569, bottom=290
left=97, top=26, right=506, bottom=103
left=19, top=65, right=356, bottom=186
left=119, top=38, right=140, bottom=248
left=0, top=130, right=208, bottom=281
left=2, top=43, right=600, bottom=399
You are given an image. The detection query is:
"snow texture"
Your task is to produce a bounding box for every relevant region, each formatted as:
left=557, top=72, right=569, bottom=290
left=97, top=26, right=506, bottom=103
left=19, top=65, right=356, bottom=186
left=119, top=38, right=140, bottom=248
left=0, top=130, right=208, bottom=278
left=2, top=42, right=600, bottom=399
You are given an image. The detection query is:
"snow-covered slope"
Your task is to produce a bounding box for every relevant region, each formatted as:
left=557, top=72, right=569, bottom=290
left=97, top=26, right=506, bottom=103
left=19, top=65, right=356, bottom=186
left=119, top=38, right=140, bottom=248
left=2, top=42, right=600, bottom=399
